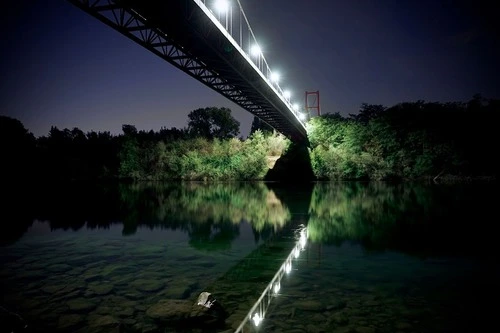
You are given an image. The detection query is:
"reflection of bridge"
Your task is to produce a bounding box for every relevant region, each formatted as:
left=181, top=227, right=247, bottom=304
left=67, top=0, right=308, bottom=142
left=204, top=218, right=307, bottom=331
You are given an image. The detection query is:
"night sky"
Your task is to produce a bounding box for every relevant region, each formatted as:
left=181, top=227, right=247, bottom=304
left=1, top=0, right=498, bottom=138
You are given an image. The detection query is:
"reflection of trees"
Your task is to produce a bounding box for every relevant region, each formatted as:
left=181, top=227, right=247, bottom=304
left=307, top=182, right=494, bottom=257
left=1, top=181, right=291, bottom=251
left=120, top=182, right=290, bottom=232
left=117, top=181, right=291, bottom=251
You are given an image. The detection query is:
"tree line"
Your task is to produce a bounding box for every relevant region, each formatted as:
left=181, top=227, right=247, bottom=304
left=0, top=106, right=288, bottom=182
left=308, top=95, right=498, bottom=180
left=1, top=95, right=497, bottom=182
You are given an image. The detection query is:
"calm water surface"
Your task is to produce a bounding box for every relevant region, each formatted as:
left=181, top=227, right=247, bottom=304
left=0, top=181, right=497, bottom=333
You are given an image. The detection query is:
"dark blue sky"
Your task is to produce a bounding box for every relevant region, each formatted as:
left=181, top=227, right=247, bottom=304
left=1, top=0, right=498, bottom=138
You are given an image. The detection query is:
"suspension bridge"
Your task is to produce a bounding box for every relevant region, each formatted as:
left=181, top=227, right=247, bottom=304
left=67, top=0, right=310, bottom=142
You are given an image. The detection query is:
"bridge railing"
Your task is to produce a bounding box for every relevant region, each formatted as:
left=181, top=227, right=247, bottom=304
left=195, top=0, right=306, bottom=124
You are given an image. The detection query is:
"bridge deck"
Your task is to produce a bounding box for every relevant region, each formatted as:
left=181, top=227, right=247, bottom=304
left=68, top=0, right=308, bottom=142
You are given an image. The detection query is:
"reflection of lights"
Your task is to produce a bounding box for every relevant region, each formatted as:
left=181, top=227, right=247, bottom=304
left=294, top=247, right=300, bottom=258
left=300, top=229, right=307, bottom=249
left=234, top=226, right=308, bottom=333
left=273, top=282, right=281, bottom=294
left=252, top=313, right=262, bottom=327
left=285, top=261, right=292, bottom=274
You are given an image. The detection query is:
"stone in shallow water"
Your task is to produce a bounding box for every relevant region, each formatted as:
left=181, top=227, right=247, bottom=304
left=295, top=300, right=324, bottom=311
left=88, top=283, right=113, bottom=296
left=67, top=298, right=98, bottom=312
left=146, top=299, right=192, bottom=321
left=190, top=292, right=228, bottom=327
left=327, top=300, right=347, bottom=311
left=83, top=273, right=102, bottom=282
left=58, top=314, right=85, bottom=330
left=116, top=307, right=135, bottom=317
left=355, top=326, right=376, bottom=333
left=100, top=264, right=133, bottom=277
left=46, top=264, right=73, bottom=273
left=41, top=285, right=64, bottom=294
left=87, top=314, right=120, bottom=328
left=196, top=292, right=213, bottom=308
left=131, top=279, right=165, bottom=292
left=163, top=283, right=195, bottom=299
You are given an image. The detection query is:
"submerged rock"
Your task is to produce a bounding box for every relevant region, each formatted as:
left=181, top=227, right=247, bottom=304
left=196, top=292, right=215, bottom=308
left=190, top=292, right=228, bottom=326
left=146, top=299, right=192, bottom=321
left=146, top=292, right=228, bottom=329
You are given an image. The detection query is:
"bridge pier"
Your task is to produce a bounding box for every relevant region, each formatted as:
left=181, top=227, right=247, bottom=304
left=265, top=142, right=316, bottom=182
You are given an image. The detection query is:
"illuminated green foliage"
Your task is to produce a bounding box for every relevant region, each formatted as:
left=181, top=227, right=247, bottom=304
left=306, top=98, right=498, bottom=180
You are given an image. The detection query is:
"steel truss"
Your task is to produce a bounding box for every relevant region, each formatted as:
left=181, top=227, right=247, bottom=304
left=67, top=0, right=308, bottom=142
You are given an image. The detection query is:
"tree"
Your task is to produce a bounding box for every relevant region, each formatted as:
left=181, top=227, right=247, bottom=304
left=122, top=124, right=137, bottom=136
left=187, top=107, right=240, bottom=139
left=250, top=116, right=273, bottom=135
left=0, top=116, right=36, bottom=180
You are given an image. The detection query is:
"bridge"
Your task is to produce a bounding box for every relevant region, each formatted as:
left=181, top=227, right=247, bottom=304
left=67, top=0, right=309, bottom=142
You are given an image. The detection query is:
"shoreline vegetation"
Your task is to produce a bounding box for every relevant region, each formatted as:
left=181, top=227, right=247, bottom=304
left=1, top=96, right=497, bottom=183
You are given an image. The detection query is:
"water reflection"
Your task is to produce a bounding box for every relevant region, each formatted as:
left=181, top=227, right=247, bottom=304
left=308, top=182, right=496, bottom=257
left=3, top=181, right=496, bottom=256
left=1, top=181, right=497, bottom=332
left=234, top=225, right=308, bottom=333
left=1, top=182, right=291, bottom=249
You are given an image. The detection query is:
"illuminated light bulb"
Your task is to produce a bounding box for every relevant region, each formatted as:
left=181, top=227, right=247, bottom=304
left=285, top=262, right=292, bottom=273
left=250, top=44, right=261, bottom=57
left=299, top=113, right=306, bottom=120
left=252, top=312, right=262, bottom=326
left=293, top=103, right=300, bottom=111
left=270, top=72, right=280, bottom=83
left=283, top=90, right=291, bottom=99
left=214, top=0, right=229, bottom=13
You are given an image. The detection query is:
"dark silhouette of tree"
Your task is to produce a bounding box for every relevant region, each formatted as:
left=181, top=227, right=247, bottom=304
left=187, top=107, right=240, bottom=139
left=250, top=116, right=273, bottom=134
left=0, top=115, right=36, bottom=182
left=349, top=103, right=386, bottom=124
left=122, top=124, right=138, bottom=136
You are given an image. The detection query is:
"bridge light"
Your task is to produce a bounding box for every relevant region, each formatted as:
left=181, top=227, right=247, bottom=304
left=250, top=44, right=261, bottom=57
left=293, top=103, right=300, bottom=111
left=299, top=112, right=307, bottom=120
left=214, top=0, right=229, bottom=13
left=270, top=72, right=280, bottom=83
left=283, top=90, right=291, bottom=99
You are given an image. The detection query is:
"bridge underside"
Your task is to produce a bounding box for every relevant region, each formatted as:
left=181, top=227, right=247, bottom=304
left=67, top=0, right=308, bottom=143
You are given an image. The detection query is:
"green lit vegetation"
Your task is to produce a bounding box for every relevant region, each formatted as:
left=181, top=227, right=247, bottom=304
left=307, top=96, right=498, bottom=180
left=1, top=107, right=290, bottom=182
left=1, top=95, right=497, bottom=182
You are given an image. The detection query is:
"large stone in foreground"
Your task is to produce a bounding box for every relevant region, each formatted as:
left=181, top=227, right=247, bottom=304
left=146, top=300, right=193, bottom=321
left=146, top=294, right=229, bottom=329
